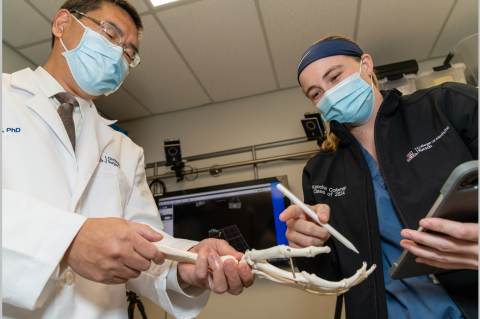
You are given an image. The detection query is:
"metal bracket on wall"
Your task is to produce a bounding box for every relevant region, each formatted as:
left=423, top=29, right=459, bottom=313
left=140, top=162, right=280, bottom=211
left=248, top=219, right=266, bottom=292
left=145, top=136, right=318, bottom=182
left=209, top=165, right=222, bottom=177
left=252, top=145, right=258, bottom=180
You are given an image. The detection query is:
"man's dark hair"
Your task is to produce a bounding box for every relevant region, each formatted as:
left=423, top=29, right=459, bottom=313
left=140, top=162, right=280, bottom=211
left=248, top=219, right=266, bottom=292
left=51, top=0, right=143, bottom=48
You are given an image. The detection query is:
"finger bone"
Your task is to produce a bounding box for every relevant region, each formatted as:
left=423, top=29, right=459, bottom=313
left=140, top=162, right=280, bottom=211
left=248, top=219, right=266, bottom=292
left=246, top=245, right=330, bottom=262
left=305, top=261, right=369, bottom=289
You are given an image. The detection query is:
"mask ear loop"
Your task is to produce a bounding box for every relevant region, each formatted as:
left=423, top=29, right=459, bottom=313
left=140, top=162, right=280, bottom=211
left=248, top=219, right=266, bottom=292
left=59, top=14, right=87, bottom=52
left=71, top=15, right=87, bottom=28
left=359, top=58, right=376, bottom=125
left=360, top=59, right=374, bottom=88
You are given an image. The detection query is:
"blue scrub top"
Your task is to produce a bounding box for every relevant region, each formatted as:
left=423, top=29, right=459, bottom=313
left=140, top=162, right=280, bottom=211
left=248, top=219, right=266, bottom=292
left=360, top=144, right=463, bottom=319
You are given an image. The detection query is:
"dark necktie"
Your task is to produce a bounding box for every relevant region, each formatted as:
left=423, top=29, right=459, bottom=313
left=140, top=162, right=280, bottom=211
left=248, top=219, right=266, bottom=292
left=54, top=92, right=78, bottom=151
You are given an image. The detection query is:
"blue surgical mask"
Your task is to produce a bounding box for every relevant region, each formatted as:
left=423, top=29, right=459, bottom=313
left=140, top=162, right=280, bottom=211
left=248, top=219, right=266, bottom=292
left=316, top=61, right=374, bottom=126
left=60, top=16, right=129, bottom=97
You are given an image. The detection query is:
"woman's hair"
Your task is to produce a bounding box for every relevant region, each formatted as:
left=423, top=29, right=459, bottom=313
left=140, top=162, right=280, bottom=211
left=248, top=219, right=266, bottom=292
left=310, top=35, right=378, bottom=153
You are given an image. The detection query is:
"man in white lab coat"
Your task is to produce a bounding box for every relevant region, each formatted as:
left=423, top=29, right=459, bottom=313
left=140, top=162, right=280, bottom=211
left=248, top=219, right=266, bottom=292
left=2, top=1, right=254, bottom=318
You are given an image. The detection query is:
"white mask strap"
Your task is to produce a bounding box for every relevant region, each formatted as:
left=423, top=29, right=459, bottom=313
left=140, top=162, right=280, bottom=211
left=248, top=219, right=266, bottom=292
left=59, top=38, right=68, bottom=52
left=59, top=15, right=86, bottom=52
left=72, top=15, right=87, bottom=29
left=360, top=59, right=374, bottom=87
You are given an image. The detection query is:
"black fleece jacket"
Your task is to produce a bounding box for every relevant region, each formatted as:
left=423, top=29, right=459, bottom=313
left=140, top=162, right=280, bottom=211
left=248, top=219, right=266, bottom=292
left=297, top=83, right=478, bottom=319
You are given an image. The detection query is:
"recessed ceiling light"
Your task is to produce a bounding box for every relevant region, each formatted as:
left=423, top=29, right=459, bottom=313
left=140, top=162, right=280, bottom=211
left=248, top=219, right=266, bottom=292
left=150, top=0, right=179, bottom=6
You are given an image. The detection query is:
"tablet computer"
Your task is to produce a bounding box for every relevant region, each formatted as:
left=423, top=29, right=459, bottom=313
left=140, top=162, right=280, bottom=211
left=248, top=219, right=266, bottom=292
left=389, top=160, right=478, bottom=280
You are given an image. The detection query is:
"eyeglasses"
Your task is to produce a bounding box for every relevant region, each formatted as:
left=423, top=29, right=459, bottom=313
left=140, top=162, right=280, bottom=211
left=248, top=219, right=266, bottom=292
left=71, top=11, right=141, bottom=67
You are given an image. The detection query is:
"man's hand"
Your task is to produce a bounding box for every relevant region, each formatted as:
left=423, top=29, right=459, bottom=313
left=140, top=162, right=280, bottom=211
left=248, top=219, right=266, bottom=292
left=63, top=218, right=166, bottom=284
left=177, top=239, right=254, bottom=295
left=279, top=204, right=331, bottom=248
left=400, top=218, right=478, bottom=270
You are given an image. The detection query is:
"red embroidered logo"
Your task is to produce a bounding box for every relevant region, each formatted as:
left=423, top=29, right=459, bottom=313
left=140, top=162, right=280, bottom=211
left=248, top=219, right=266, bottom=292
left=407, top=151, right=416, bottom=162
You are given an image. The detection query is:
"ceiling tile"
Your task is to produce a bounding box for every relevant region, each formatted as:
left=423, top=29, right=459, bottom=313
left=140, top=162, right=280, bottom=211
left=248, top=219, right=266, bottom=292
left=30, top=0, right=149, bottom=22
left=126, top=0, right=150, bottom=14
left=356, top=0, right=454, bottom=66
left=157, top=0, right=277, bottom=102
left=94, top=87, right=151, bottom=121
left=121, top=15, right=211, bottom=114
left=30, top=0, right=63, bottom=21
left=3, top=0, right=52, bottom=47
left=19, top=41, right=52, bottom=67
left=259, top=0, right=358, bottom=89
left=431, top=0, right=478, bottom=57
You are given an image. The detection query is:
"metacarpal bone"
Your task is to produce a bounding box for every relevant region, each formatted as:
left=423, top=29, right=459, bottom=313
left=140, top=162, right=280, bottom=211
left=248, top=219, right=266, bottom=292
left=246, top=245, right=330, bottom=262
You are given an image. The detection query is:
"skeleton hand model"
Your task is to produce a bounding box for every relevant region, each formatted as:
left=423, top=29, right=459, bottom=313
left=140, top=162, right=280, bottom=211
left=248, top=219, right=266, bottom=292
left=157, top=244, right=376, bottom=295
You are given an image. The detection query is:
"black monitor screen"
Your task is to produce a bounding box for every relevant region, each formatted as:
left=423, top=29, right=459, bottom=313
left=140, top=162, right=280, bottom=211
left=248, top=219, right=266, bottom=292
left=155, top=177, right=290, bottom=254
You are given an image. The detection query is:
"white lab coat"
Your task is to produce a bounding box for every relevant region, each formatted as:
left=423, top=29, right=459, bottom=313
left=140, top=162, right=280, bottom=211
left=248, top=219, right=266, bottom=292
left=2, top=68, right=210, bottom=319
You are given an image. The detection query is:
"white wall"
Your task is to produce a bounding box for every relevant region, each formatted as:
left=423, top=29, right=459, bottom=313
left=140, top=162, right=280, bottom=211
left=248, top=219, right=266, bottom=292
left=2, top=43, right=37, bottom=74
left=119, top=86, right=321, bottom=200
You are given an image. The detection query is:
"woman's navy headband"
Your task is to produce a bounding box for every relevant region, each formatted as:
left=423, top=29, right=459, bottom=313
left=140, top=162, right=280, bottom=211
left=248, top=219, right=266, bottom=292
left=297, top=39, right=363, bottom=83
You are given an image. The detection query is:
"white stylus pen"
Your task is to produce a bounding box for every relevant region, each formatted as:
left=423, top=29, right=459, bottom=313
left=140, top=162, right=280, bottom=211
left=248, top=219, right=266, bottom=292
left=277, top=184, right=359, bottom=254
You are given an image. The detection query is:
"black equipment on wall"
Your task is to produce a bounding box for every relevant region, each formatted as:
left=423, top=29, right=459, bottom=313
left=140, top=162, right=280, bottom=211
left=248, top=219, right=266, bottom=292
left=164, top=138, right=182, bottom=165
left=373, top=59, right=419, bottom=80
left=170, top=162, right=186, bottom=183
left=164, top=139, right=186, bottom=182
left=302, top=112, right=326, bottom=146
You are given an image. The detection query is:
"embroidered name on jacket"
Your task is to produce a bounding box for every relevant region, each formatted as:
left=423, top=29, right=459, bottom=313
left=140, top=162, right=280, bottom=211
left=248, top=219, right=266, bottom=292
left=100, top=156, right=121, bottom=168
left=313, top=185, right=346, bottom=197
left=406, top=126, right=450, bottom=162
left=3, top=127, right=21, bottom=134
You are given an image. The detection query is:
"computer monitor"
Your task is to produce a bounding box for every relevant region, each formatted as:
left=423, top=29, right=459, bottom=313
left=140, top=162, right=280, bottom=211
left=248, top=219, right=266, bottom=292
left=155, top=176, right=290, bottom=258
